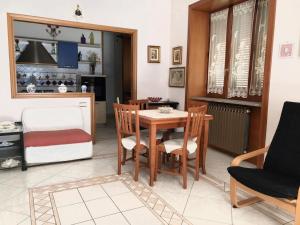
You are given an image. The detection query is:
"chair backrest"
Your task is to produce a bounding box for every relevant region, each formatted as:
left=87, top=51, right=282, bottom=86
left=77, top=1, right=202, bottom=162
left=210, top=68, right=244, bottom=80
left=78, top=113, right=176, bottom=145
left=183, top=105, right=207, bottom=149
left=113, top=103, right=141, bottom=143
left=264, top=101, right=300, bottom=178
left=129, top=99, right=149, bottom=110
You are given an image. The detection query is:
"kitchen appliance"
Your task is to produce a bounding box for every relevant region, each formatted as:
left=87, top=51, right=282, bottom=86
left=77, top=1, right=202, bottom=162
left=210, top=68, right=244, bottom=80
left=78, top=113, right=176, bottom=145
left=80, top=76, right=106, bottom=101
left=17, top=41, right=56, bottom=65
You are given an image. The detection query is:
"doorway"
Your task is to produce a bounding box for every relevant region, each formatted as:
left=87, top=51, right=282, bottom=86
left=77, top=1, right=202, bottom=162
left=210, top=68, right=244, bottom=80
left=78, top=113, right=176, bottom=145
left=102, top=32, right=133, bottom=123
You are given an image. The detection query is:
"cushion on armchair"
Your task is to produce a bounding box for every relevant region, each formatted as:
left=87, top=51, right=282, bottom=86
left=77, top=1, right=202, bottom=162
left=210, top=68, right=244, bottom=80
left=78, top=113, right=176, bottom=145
left=228, top=167, right=299, bottom=199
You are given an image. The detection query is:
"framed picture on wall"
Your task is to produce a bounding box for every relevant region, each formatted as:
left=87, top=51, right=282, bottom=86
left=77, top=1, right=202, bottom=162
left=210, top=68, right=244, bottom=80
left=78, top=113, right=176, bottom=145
left=172, top=46, right=182, bottom=65
left=147, top=45, right=160, bottom=63
left=169, top=67, right=185, bottom=88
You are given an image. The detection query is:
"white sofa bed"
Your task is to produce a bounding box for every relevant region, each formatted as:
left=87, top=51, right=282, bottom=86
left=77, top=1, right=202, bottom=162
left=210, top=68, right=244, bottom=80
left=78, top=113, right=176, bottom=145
left=22, top=106, right=93, bottom=168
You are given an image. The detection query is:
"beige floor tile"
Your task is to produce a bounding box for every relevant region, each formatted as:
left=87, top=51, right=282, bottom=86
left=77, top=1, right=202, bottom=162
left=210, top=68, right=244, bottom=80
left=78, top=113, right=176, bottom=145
left=76, top=220, right=95, bottom=225
left=190, top=179, right=225, bottom=200
left=53, top=189, right=82, bottom=207
left=0, top=184, right=23, bottom=203
left=101, top=181, right=130, bottom=196
left=58, top=164, right=96, bottom=179
left=184, top=195, right=232, bottom=224
left=111, top=192, right=144, bottom=211
left=78, top=184, right=107, bottom=201
left=56, top=202, right=91, bottom=225
left=232, top=205, right=287, bottom=225
left=123, top=207, right=163, bottom=225
left=0, top=211, right=28, bottom=225
left=186, top=216, right=231, bottom=225
left=17, top=217, right=31, bottom=225
left=94, top=213, right=129, bottom=225
left=37, top=175, right=77, bottom=186
left=85, top=197, right=119, bottom=219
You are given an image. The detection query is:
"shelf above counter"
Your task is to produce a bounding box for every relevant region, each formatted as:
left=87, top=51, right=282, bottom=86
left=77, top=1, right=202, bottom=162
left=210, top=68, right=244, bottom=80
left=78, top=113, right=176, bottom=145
left=15, top=36, right=102, bottom=48
left=191, top=96, right=262, bottom=107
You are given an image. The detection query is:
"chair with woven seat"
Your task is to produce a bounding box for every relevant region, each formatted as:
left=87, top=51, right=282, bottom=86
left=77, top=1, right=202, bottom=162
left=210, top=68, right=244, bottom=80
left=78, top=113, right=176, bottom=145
left=155, top=105, right=207, bottom=189
left=227, top=101, right=300, bottom=224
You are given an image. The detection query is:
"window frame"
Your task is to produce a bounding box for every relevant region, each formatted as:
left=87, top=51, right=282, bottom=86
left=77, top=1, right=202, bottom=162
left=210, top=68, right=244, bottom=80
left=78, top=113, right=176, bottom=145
left=206, top=0, right=263, bottom=102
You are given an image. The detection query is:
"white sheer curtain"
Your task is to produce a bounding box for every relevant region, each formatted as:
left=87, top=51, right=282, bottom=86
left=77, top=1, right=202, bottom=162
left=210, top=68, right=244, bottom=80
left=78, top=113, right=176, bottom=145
left=249, top=0, right=268, bottom=96
left=207, top=9, right=229, bottom=95
left=228, top=0, right=255, bottom=98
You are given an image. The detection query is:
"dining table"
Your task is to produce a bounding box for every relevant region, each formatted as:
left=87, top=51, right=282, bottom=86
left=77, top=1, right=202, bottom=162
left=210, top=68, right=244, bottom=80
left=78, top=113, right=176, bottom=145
left=138, top=109, right=213, bottom=186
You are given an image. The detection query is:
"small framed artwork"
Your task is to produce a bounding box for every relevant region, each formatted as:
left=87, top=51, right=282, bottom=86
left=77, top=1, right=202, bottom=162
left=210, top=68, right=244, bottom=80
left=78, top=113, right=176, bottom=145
left=172, top=46, right=182, bottom=65
left=147, top=45, right=160, bottom=63
left=279, top=43, right=293, bottom=58
left=169, top=67, right=185, bottom=88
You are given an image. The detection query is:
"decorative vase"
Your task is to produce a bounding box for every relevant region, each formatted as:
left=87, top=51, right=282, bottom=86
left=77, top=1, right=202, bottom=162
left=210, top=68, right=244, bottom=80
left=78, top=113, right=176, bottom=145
left=80, top=34, right=86, bottom=44
left=58, top=84, right=67, bottom=93
left=26, top=83, right=36, bottom=93
left=89, top=32, right=95, bottom=45
left=81, top=85, right=87, bottom=93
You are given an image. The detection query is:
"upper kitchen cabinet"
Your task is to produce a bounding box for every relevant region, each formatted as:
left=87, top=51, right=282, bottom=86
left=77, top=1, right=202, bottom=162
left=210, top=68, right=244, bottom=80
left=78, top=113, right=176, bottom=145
left=57, top=41, right=78, bottom=69
left=11, top=20, right=103, bottom=95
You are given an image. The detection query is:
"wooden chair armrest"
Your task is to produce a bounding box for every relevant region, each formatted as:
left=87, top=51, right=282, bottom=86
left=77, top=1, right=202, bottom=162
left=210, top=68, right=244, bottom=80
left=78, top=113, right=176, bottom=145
left=231, top=147, right=269, bottom=167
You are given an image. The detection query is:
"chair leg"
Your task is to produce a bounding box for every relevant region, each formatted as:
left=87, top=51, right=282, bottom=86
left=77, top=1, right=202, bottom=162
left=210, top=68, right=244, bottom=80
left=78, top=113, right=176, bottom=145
left=230, top=177, right=239, bottom=207
left=154, top=151, right=160, bottom=181
left=182, top=155, right=187, bottom=189
left=296, top=188, right=300, bottom=225
left=122, top=148, right=127, bottom=165
left=117, top=143, right=122, bottom=175
left=178, top=156, right=182, bottom=173
left=146, top=149, right=150, bottom=168
left=230, top=177, right=262, bottom=208
left=194, top=148, right=200, bottom=181
left=134, top=146, right=140, bottom=181
left=171, top=154, right=176, bottom=168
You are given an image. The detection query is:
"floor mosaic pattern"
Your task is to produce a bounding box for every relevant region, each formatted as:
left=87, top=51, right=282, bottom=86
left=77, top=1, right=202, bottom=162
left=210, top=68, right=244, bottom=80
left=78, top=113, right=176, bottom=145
left=29, top=173, right=192, bottom=225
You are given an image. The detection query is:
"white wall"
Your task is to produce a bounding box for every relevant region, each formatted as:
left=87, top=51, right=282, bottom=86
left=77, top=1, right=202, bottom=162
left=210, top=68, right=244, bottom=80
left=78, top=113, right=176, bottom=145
left=266, top=0, right=300, bottom=144
left=0, top=0, right=172, bottom=122
left=168, top=0, right=198, bottom=110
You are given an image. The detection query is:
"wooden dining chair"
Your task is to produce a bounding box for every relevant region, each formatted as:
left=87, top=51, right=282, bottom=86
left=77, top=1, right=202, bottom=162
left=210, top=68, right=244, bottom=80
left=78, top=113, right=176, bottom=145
left=155, top=105, right=207, bottom=189
left=113, top=103, right=147, bottom=181
left=129, top=99, right=149, bottom=110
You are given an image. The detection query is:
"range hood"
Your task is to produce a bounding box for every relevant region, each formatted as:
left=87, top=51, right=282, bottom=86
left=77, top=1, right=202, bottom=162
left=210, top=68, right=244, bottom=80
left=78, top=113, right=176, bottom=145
left=16, top=41, right=56, bottom=65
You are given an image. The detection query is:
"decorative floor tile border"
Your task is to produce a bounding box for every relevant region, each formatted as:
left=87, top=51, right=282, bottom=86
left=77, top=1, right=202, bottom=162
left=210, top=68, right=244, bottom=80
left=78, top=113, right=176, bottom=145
left=29, top=173, right=192, bottom=225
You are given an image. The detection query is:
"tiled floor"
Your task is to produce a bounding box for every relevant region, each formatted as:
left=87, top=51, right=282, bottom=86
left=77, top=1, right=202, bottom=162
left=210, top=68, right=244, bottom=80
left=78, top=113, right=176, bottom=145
left=0, top=120, right=295, bottom=225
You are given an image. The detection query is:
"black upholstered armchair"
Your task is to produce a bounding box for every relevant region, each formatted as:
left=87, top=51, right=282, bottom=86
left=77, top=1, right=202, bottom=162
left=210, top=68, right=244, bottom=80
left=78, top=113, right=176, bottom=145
left=228, top=101, right=300, bottom=224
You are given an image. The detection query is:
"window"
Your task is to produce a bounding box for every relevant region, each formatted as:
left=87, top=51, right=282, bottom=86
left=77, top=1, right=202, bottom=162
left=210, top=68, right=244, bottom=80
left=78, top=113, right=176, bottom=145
left=207, top=9, right=228, bottom=95
left=207, top=0, right=268, bottom=99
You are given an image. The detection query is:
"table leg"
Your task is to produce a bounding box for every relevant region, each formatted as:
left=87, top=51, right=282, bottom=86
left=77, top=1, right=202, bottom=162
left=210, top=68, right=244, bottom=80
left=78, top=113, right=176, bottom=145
left=149, top=124, right=157, bottom=186
left=201, top=120, right=209, bottom=174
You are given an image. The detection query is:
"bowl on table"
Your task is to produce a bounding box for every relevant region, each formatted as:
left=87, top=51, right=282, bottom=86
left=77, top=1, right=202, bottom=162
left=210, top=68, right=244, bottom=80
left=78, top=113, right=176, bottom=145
left=158, top=106, right=173, bottom=114
left=147, top=97, right=162, bottom=102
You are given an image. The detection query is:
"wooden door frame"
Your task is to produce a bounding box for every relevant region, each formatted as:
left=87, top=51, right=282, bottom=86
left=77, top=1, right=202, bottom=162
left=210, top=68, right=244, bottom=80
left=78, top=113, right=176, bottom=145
left=7, top=13, right=138, bottom=140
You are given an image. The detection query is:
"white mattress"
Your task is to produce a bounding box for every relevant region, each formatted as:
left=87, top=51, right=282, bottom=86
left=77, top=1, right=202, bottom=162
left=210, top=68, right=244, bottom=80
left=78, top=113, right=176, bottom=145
left=25, top=141, right=93, bottom=164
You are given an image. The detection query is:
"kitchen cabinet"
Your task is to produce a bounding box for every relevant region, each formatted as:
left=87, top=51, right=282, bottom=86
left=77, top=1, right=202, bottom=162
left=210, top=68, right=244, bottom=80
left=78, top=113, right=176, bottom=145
left=95, top=101, right=106, bottom=124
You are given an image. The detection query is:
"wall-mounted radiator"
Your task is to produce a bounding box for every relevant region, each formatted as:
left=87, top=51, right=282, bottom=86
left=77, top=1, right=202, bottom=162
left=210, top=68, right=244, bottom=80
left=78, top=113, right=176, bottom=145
left=207, top=103, right=250, bottom=155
